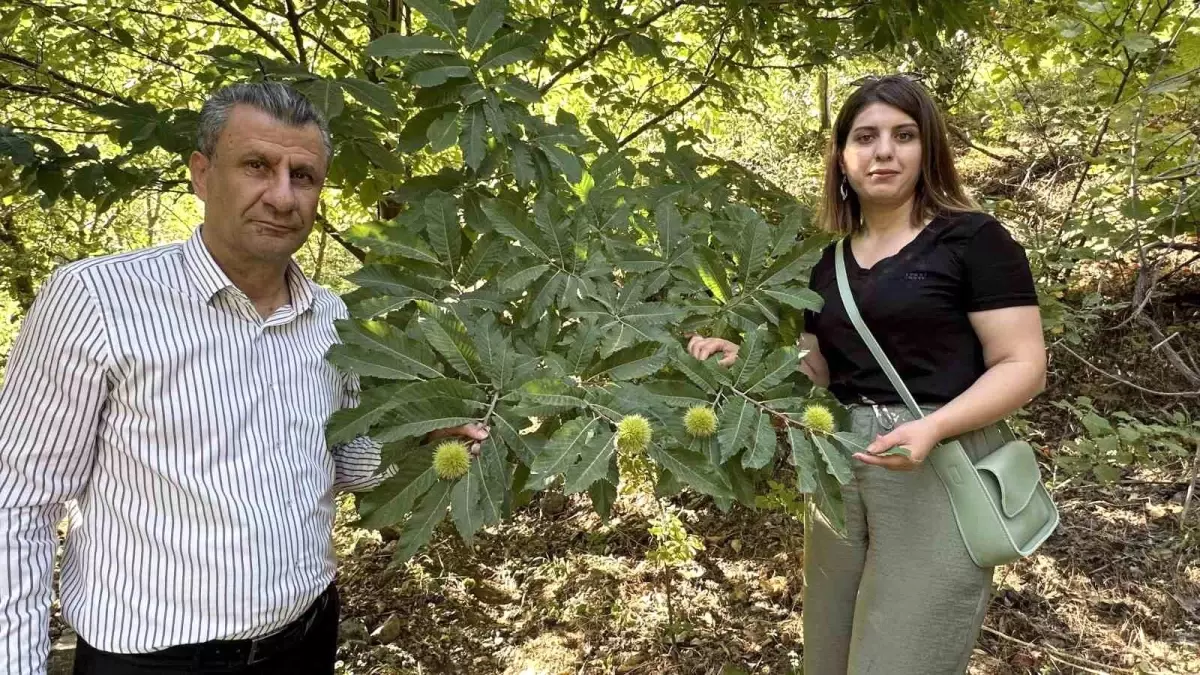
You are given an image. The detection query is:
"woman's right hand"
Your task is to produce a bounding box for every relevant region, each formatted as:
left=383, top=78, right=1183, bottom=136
left=686, top=335, right=740, bottom=366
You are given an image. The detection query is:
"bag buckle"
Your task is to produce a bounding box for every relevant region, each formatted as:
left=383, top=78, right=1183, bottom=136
left=247, top=639, right=266, bottom=665
left=863, top=397, right=897, bottom=430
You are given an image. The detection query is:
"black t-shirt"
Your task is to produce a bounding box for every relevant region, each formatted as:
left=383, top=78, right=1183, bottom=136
left=803, top=211, right=1038, bottom=406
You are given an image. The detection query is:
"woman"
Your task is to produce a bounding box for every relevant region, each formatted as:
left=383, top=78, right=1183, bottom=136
left=688, top=75, right=1047, bottom=674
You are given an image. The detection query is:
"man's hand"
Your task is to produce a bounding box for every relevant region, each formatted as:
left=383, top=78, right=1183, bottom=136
left=686, top=335, right=740, bottom=366
left=853, top=418, right=941, bottom=471
left=426, top=422, right=490, bottom=457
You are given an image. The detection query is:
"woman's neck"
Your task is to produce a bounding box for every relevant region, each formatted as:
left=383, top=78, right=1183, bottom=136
left=859, top=196, right=917, bottom=239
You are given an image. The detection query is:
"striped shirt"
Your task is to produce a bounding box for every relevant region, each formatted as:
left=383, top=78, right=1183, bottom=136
left=0, top=228, right=381, bottom=674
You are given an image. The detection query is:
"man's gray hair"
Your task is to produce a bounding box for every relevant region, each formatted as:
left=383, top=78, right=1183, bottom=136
left=197, top=82, right=332, bottom=164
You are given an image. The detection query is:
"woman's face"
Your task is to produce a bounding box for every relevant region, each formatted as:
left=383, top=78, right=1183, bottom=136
left=841, top=102, right=923, bottom=209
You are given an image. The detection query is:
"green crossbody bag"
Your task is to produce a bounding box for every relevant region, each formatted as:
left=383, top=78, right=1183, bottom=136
left=834, top=239, right=1059, bottom=568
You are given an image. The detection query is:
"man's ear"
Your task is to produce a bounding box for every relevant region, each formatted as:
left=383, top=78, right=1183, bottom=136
left=188, top=151, right=210, bottom=202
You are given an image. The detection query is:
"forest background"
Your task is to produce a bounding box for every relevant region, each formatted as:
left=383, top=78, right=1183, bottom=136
left=1, top=0, right=1199, bottom=673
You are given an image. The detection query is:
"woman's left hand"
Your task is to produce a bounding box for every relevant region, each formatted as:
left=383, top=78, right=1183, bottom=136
left=854, top=418, right=942, bottom=471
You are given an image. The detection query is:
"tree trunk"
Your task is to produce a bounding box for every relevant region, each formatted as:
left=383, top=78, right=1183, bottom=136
left=818, top=69, right=829, bottom=132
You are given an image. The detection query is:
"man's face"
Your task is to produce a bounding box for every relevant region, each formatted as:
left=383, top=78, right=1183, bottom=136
left=189, top=105, right=327, bottom=266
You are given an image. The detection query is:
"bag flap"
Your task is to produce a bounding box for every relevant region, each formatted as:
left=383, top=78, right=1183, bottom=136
left=976, top=440, right=1041, bottom=518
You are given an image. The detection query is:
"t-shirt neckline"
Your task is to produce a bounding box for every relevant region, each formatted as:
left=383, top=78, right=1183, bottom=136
left=844, top=215, right=947, bottom=275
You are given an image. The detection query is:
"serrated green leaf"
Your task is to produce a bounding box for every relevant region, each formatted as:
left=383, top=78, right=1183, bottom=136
left=789, top=428, right=819, bottom=493
left=649, top=445, right=733, bottom=499
left=366, top=34, right=457, bottom=58
left=500, top=261, right=551, bottom=291
left=726, top=204, right=771, bottom=285
left=459, top=237, right=504, bottom=285
left=326, top=389, right=400, bottom=446
left=479, top=32, right=538, bottom=70
left=717, top=397, right=756, bottom=463
left=627, top=381, right=710, bottom=408
left=347, top=265, right=437, bottom=302
left=832, top=431, right=871, bottom=456
left=695, top=246, right=732, bottom=303
left=533, top=416, right=597, bottom=475
left=518, top=378, right=589, bottom=410
left=533, top=194, right=570, bottom=261
left=671, top=350, right=722, bottom=393
left=742, top=412, right=778, bottom=469
left=813, top=435, right=853, bottom=485
left=407, top=0, right=458, bottom=36
left=450, top=458, right=484, bottom=543
left=338, top=78, right=398, bottom=116
left=525, top=270, right=564, bottom=324
left=473, top=437, right=508, bottom=523
left=296, top=79, right=343, bottom=119
left=327, top=344, right=421, bottom=380
left=375, top=412, right=479, bottom=443
left=500, top=77, right=542, bottom=102
left=510, top=141, right=537, bottom=186
left=418, top=306, right=483, bottom=381
left=727, top=460, right=757, bottom=507
left=493, top=409, right=541, bottom=465
left=729, top=329, right=765, bottom=388
left=460, top=105, right=487, bottom=170
left=427, top=110, right=460, bottom=152
left=743, top=346, right=800, bottom=394
left=392, top=480, right=453, bottom=565
left=656, top=200, right=683, bottom=260
left=757, top=246, right=818, bottom=289
left=585, top=342, right=669, bottom=381
left=469, top=314, right=531, bottom=390
left=398, top=105, right=456, bottom=153
left=589, top=479, right=616, bottom=521
left=537, top=143, right=583, bottom=183
left=347, top=222, right=440, bottom=264
left=424, top=192, right=462, bottom=273
left=360, top=454, right=437, bottom=529
left=481, top=198, right=550, bottom=259
left=411, top=63, right=472, bottom=87
left=466, top=0, right=506, bottom=50
left=482, top=92, right=508, bottom=136
left=810, top=466, right=846, bottom=536
left=339, top=319, right=430, bottom=362
left=764, top=287, right=824, bottom=312
left=564, top=429, right=615, bottom=494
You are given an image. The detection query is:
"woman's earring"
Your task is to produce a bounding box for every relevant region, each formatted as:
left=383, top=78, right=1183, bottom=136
left=839, top=177, right=849, bottom=201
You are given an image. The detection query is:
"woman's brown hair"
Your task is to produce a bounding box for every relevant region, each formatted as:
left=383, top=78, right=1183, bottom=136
left=818, top=75, right=978, bottom=235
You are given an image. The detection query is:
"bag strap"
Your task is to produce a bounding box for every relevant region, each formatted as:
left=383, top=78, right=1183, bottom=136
left=833, top=238, right=924, bottom=420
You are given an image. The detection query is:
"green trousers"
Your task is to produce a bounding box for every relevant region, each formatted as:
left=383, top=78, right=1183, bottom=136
left=802, top=404, right=1004, bottom=675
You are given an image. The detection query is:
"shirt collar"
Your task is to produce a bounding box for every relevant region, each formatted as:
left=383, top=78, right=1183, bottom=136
left=182, top=227, right=316, bottom=315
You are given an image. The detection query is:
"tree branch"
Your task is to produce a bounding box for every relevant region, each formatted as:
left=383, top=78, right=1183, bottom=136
left=617, top=29, right=724, bottom=148
left=28, top=1, right=246, bottom=28
left=208, top=0, right=299, bottom=64
left=0, top=79, right=94, bottom=110
left=948, top=124, right=1016, bottom=163
left=0, top=52, right=137, bottom=106
left=1060, top=0, right=1177, bottom=229
left=299, top=26, right=355, bottom=69
left=284, top=0, right=310, bottom=66
left=1055, top=342, right=1200, bottom=397
left=540, top=0, right=690, bottom=94
left=317, top=214, right=366, bottom=261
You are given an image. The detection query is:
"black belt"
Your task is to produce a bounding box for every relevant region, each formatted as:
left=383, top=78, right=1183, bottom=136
left=150, top=584, right=336, bottom=667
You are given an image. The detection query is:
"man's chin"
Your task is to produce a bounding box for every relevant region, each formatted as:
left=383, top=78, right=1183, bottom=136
left=248, top=231, right=307, bottom=262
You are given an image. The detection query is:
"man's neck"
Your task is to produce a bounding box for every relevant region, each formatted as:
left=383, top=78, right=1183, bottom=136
left=200, top=229, right=291, bottom=312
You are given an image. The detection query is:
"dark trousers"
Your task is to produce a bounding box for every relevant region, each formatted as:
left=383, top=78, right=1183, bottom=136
left=73, top=585, right=339, bottom=675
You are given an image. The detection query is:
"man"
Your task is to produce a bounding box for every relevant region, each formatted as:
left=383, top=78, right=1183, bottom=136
left=0, top=82, right=486, bottom=674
